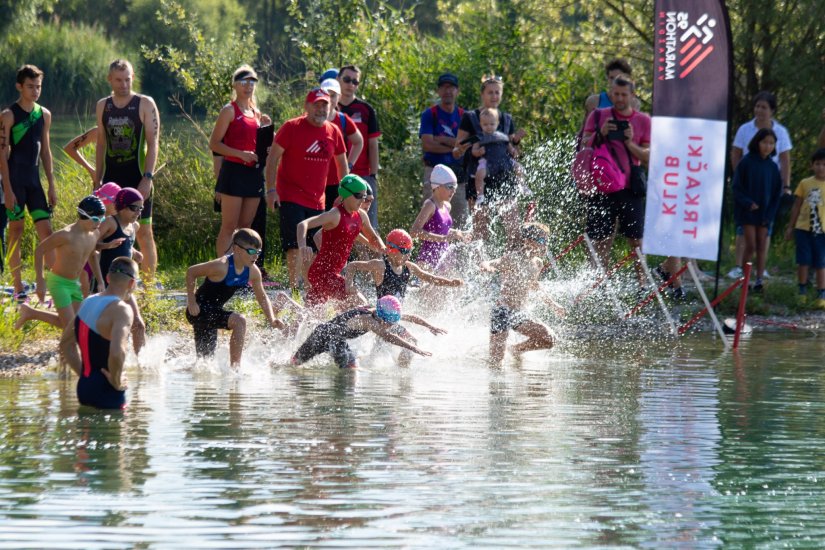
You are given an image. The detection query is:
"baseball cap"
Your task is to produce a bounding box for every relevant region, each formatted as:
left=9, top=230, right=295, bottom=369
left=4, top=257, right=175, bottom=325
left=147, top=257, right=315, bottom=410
left=320, top=78, right=341, bottom=96
left=430, top=164, right=458, bottom=186
left=305, top=87, right=330, bottom=103
left=437, top=73, right=459, bottom=87
left=319, top=68, right=339, bottom=82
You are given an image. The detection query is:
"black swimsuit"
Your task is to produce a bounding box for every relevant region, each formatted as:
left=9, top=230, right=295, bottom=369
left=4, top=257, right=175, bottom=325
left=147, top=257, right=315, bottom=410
left=293, top=308, right=372, bottom=368
left=375, top=257, right=410, bottom=300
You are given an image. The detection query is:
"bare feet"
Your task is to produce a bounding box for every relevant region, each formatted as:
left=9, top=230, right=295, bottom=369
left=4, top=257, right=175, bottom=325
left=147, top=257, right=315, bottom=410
left=14, top=303, right=34, bottom=330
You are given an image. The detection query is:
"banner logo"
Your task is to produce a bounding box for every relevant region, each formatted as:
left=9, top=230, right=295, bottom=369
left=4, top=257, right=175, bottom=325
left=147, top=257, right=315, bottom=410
left=657, top=11, right=717, bottom=80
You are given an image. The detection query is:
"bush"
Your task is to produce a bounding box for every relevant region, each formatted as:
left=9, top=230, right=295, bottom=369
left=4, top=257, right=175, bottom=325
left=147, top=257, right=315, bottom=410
left=0, top=21, right=132, bottom=113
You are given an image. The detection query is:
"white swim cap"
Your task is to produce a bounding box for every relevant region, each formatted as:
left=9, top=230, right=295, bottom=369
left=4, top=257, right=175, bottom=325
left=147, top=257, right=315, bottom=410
left=430, top=164, right=457, bottom=187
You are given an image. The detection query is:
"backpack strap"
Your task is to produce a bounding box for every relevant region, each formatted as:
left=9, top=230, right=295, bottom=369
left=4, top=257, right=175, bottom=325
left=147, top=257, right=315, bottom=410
left=338, top=112, right=346, bottom=134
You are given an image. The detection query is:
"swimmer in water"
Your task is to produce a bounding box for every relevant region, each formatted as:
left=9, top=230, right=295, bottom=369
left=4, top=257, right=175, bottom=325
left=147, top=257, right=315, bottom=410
left=298, top=174, right=385, bottom=308
left=291, top=295, right=443, bottom=369
left=185, top=228, right=293, bottom=368
left=480, top=222, right=566, bottom=366
left=411, top=164, right=471, bottom=271
left=343, top=228, right=462, bottom=301
left=59, top=256, right=140, bottom=409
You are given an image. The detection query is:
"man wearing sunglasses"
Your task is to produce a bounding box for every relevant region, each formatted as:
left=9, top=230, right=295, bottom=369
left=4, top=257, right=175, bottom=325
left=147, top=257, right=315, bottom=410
left=337, top=64, right=382, bottom=230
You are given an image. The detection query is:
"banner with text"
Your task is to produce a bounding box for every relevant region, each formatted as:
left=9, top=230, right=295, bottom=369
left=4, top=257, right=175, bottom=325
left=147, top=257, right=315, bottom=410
left=643, top=1, right=732, bottom=261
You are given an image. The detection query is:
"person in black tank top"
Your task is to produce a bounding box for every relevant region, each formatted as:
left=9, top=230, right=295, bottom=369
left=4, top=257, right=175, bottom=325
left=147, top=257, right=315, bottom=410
left=185, top=229, right=295, bottom=367
left=0, top=64, right=56, bottom=297
left=96, top=188, right=143, bottom=281
left=94, top=59, right=160, bottom=280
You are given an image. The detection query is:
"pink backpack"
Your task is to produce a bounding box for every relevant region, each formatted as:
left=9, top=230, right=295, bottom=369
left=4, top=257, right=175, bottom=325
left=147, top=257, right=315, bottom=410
left=571, top=110, right=626, bottom=196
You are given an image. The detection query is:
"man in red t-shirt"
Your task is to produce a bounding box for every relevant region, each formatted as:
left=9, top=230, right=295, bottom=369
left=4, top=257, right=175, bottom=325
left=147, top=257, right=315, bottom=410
left=337, top=64, right=381, bottom=229
left=320, top=78, right=363, bottom=210
left=265, top=88, right=348, bottom=289
left=582, top=75, right=651, bottom=288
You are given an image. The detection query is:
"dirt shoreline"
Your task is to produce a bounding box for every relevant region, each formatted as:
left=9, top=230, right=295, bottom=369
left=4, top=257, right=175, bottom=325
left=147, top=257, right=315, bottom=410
left=2, top=311, right=822, bottom=378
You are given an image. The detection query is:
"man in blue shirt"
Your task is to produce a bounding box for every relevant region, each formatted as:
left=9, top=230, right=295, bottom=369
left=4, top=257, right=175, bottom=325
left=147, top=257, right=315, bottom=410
left=419, top=73, right=468, bottom=227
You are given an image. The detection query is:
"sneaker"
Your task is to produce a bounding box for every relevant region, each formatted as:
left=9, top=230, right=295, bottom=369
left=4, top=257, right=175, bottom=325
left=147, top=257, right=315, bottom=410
left=727, top=266, right=743, bottom=278
left=672, top=287, right=687, bottom=301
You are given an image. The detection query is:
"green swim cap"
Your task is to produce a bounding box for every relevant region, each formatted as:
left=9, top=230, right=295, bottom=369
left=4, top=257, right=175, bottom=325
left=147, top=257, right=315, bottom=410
left=338, top=174, right=369, bottom=199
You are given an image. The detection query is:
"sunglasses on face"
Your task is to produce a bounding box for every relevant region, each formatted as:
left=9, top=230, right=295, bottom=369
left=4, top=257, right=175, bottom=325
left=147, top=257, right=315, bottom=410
left=235, top=243, right=261, bottom=256
left=77, top=208, right=105, bottom=224
left=237, top=79, right=257, bottom=86
left=341, top=75, right=360, bottom=85
left=126, top=204, right=143, bottom=212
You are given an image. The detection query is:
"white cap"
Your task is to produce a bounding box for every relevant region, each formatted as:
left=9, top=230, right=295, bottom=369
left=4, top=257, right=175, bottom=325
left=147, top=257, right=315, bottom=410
left=430, top=164, right=458, bottom=186
left=320, top=78, right=341, bottom=95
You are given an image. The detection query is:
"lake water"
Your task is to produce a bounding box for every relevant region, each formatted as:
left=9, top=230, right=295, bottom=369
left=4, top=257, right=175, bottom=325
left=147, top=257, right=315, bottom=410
left=1, top=319, right=824, bottom=547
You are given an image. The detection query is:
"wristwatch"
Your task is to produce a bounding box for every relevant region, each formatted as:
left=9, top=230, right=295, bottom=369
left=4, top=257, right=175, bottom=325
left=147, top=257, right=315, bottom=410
left=143, top=171, right=154, bottom=180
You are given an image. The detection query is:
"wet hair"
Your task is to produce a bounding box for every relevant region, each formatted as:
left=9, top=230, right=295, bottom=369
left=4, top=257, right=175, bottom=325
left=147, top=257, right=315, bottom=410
left=605, top=58, right=632, bottom=76
left=811, top=148, right=825, bottom=163
left=747, top=128, right=778, bottom=157
left=338, top=64, right=361, bottom=77
left=108, top=59, right=134, bottom=75
left=479, top=107, right=500, bottom=123
left=16, top=65, right=44, bottom=84
left=231, top=64, right=258, bottom=110
left=611, top=74, right=635, bottom=93
left=753, top=91, right=777, bottom=113
left=232, top=228, right=262, bottom=250
left=108, top=257, right=139, bottom=283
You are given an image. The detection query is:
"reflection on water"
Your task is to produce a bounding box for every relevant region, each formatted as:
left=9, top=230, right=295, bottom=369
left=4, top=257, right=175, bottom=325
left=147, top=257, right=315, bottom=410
left=1, top=331, right=824, bottom=547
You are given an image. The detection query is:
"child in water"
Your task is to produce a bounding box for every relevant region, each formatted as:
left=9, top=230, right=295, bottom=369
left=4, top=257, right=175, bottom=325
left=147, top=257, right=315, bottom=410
left=344, top=228, right=463, bottom=301
left=732, top=128, right=782, bottom=292
left=186, top=228, right=294, bottom=368
left=298, top=174, right=385, bottom=307
left=291, top=295, right=442, bottom=369
left=480, top=222, right=565, bottom=366
left=411, top=164, right=471, bottom=271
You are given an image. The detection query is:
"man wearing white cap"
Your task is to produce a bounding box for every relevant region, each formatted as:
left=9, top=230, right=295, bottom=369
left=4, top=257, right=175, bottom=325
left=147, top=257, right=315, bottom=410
left=265, top=87, right=348, bottom=289
left=320, top=78, right=363, bottom=210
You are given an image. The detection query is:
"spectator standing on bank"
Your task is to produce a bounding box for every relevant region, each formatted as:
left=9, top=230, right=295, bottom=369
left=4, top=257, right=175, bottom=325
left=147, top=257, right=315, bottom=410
left=320, top=78, right=363, bottom=211
left=419, top=72, right=469, bottom=227
left=265, top=88, right=348, bottom=290
left=337, top=65, right=381, bottom=229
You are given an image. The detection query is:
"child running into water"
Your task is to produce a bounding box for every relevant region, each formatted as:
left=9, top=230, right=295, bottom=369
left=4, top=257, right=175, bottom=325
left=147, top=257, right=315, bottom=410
left=785, top=148, right=825, bottom=308
left=78, top=181, right=122, bottom=295
left=186, top=228, right=294, bottom=367
left=298, top=174, right=385, bottom=307
left=16, top=196, right=106, bottom=330
left=733, top=128, right=782, bottom=292
left=291, top=295, right=441, bottom=369
left=480, top=222, right=565, bottom=366
left=96, top=188, right=144, bottom=283
left=411, top=164, right=470, bottom=271
left=344, top=229, right=462, bottom=301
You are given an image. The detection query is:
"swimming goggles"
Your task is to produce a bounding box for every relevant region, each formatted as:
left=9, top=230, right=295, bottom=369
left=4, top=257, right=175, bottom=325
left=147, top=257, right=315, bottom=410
left=387, top=242, right=412, bottom=255
left=234, top=243, right=261, bottom=256
left=77, top=207, right=105, bottom=224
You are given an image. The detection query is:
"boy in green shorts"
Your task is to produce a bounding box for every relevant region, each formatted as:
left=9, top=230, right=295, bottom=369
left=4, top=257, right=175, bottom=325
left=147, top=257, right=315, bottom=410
left=0, top=65, right=57, bottom=299
left=16, top=197, right=107, bottom=330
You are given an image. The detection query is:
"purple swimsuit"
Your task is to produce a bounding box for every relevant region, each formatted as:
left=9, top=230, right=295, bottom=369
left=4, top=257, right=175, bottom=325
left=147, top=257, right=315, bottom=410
left=417, top=200, right=452, bottom=269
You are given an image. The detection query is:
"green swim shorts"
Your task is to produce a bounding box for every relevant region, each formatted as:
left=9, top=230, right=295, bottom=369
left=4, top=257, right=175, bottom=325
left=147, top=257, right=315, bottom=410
left=46, top=271, right=83, bottom=309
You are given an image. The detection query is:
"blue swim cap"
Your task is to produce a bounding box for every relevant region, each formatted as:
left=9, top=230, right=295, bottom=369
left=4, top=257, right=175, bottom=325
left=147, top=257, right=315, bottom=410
left=376, top=295, right=402, bottom=324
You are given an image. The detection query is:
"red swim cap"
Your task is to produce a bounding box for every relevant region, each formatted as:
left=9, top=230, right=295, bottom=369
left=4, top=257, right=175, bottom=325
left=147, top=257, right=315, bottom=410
left=386, top=229, right=413, bottom=254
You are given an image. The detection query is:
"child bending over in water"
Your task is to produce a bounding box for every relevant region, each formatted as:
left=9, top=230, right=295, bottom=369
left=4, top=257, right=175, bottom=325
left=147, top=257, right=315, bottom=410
left=344, top=229, right=462, bottom=301
left=480, top=222, right=565, bottom=366
left=186, top=228, right=296, bottom=368
left=291, top=295, right=442, bottom=369
left=411, top=164, right=471, bottom=271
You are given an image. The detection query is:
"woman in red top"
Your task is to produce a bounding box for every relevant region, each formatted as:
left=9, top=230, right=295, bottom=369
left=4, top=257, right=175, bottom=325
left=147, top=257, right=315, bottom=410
left=296, top=175, right=385, bottom=308
left=209, top=65, right=270, bottom=256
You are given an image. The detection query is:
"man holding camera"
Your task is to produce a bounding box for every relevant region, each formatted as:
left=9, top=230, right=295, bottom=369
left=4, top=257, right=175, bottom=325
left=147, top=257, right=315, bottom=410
left=581, top=74, right=651, bottom=288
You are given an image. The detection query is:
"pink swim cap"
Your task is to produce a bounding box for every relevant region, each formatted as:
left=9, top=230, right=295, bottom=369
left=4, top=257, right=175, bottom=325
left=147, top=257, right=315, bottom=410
left=376, top=295, right=402, bottom=323
left=94, top=182, right=122, bottom=206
